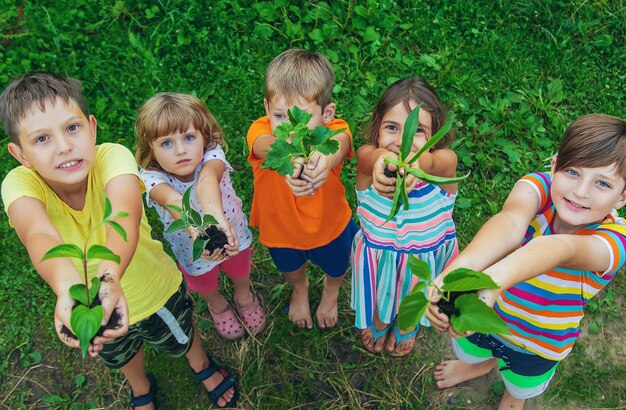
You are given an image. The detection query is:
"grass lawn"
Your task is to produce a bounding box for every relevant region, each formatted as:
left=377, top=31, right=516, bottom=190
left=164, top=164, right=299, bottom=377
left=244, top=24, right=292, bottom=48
left=1, top=1, right=625, bottom=409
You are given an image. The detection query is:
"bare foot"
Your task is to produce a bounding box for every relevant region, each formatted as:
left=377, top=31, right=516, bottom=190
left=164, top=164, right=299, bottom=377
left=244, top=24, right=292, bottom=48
left=201, top=370, right=235, bottom=407
left=385, top=325, right=416, bottom=357
left=316, top=285, right=339, bottom=328
left=288, top=282, right=313, bottom=329
left=360, top=314, right=389, bottom=353
left=433, top=359, right=497, bottom=389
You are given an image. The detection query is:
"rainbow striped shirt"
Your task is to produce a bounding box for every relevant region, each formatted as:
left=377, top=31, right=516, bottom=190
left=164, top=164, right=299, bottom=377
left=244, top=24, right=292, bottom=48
left=496, top=172, right=626, bottom=361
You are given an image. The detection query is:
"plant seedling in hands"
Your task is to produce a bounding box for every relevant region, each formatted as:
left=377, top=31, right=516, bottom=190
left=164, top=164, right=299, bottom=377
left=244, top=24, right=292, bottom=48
left=262, top=105, right=345, bottom=176
left=165, top=186, right=227, bottom=261
left=41, top=197, right=128, bottom=358
left=383, top=104, right=469, bottom=222
left=397, top=257, right=509, bottom=335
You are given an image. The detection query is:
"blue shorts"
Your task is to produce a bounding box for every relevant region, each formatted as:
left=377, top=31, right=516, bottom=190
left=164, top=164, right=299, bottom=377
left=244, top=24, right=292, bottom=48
left=268, top=219, right=359, bottom=278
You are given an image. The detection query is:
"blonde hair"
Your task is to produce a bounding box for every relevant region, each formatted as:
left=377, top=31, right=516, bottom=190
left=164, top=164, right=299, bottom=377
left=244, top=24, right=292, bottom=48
left=265, top=48, right=334, bottom=108
left=135, top=93, right=225, bottom=171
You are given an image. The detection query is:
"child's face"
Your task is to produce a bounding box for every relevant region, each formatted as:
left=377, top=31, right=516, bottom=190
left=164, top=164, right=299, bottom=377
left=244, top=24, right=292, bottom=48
left=264, top=96, right=335, bottom=132
left=377, top=101, right=432, bottom=154
left=8, top=98, right=97, bottom=194
left=150, top=126, right=205, bottom=182
left=550, top=159, right=626, bottom=233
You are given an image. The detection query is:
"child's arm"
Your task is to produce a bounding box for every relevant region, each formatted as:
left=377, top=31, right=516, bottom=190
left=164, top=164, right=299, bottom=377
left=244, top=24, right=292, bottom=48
left=8, top=197, right=103, bottom=355
left=356, top=144, right=391, bottom=190
left=196, top=159, right=239, bottom=258
left=300, top=132, right=351, bottom=191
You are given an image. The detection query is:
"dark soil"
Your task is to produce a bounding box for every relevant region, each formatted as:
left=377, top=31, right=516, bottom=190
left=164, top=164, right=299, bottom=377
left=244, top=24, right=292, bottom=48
left=383, top=166, right=397, bottom=178
left=198, top=225, right=229, bottom=253
left=436, top=290, right=474, bottom=319
left=60, top=296, right=124, bottom=341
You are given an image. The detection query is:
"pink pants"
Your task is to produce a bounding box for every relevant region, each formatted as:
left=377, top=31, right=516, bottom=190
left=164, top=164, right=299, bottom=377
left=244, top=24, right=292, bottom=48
left=177, top=248, right=252, bottom=295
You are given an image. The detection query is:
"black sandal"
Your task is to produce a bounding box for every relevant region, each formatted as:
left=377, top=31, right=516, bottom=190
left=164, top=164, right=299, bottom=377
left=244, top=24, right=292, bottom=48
left=130, top=372, right=158, bottom=409
left=193, top=358, right=238, bottom=408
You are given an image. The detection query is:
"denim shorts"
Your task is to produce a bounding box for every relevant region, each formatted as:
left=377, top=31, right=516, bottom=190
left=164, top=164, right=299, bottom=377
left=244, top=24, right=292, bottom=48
left=268, top=219, right=359, bottom=278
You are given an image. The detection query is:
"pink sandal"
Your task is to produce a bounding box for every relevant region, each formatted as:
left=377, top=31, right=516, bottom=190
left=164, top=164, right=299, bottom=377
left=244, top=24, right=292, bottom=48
left=233, top=294, right=267, bottom=335
left=208, top=304, right=245, bottom=340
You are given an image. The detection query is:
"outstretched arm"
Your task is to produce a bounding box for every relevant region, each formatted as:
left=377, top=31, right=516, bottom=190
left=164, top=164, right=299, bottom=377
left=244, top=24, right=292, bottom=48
left=300, top=132, right=351, bottom=191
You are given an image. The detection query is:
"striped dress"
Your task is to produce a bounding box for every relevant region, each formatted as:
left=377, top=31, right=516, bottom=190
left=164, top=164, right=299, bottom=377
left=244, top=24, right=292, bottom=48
left=351, top=182, right=458, bottom=329
left=495, top=172, right=626, bottom=361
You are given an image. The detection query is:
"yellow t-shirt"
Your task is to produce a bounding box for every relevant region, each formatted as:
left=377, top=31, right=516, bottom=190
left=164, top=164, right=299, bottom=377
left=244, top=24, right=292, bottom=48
left=1, top=143, right=181, bottom=325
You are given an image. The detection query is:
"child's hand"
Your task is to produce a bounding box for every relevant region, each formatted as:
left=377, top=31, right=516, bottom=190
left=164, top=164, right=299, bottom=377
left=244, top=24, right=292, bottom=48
left=93, top=274, right=129, bottom=349
left=285, top=157, right=314, bottom=196
left=54, top=290, right=82, bottom=350
left=300, top=151, right=332, bottom=191
left=372, top=154, right=398, bottom=198
left=219, top=220, right=240, bottom=259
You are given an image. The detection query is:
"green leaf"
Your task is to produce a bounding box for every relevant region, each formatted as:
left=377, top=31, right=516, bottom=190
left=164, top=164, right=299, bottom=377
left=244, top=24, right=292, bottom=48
left=384, top=173, right=405, bottom=223
left=41, top=244, right=83, bottom=262
left=273, top=122, right=293, bottom=141
left=165, top=218, right=189, bottom=233
left=115, top=211, right=129, bottom=217
left=105, top=220, right=127, bottom=242
left=88, top=277, right=100, bottom=305
left=407, top=114, right=456, bottom=165
left=202, top=214, right=218, bottom=226
left=103, top=197, right=112, bottom=219
left=262, top=139, right=296, bottom=176
left=288, top=106, right=312, bottom=126
left=182, top=186, right=193, bottom=213
left=192, top=238, right=208, bottom=261
left=70, top=283, right=89, bottom=306
left=70, top=304, right=104, bottom=358
left=86, top=245, right=121, bottom=264
left=397, top=288, right=428, bottom=331
left=166, top=204, right=183, bottom=213
left=400, top=103, right=422, bottom=159
left=314, top=139, right=339, bottom=156
left=442, top=268, right=499, bottom=292
left=450, top=294, right=509, bottom=334
left=406, top=167, right=470, bottom=185
left=188, top=207, right=203, bottom=226
left=408, top=257, right=432, bottom=282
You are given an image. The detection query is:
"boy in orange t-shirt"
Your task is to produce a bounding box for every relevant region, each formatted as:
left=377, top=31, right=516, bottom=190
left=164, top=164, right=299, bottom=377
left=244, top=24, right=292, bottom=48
left=247, top=49, right=357, bottom=329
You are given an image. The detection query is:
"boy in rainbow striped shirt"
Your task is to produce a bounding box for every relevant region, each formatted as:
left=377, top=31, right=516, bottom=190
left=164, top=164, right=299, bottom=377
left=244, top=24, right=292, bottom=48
left=426, top=114, right=626, bottom=409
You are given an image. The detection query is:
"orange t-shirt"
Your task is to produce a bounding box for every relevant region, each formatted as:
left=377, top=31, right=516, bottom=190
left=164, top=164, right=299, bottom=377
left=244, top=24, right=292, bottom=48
left=246, top=116, right=354, bottom=249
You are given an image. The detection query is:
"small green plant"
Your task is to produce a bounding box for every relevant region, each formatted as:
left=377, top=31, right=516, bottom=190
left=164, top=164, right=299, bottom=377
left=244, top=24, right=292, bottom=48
left=165, top=186, right=225, bottom=261
left=261, top=105, right=345, bottom=176
left=41, top=197, right=128, bottom=358
left=383, top=104, right=469, bottom=222
left=397, top=257, right=509, bottom=334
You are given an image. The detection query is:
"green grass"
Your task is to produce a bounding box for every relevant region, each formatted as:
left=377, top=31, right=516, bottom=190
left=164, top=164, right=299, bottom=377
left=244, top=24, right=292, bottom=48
left=1, top=0, right=625, bottom=408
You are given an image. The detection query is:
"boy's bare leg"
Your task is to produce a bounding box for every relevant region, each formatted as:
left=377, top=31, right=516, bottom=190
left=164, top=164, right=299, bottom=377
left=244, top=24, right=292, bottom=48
left=283, top=263, right=312, bottom=329
left=231, top=276, right=253, bottom=307
left=498, top=390, right=526, bottom=410
left=316, top=273, right=344, bottom=328
left=186, top=328, right=235, bottom=407
left=120, top=347, right=155, bottom=410
left=434, top=359, right=497, bottom=389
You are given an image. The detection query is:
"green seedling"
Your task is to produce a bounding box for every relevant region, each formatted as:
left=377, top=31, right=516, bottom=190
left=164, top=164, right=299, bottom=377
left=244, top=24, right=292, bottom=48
left=41, top=197, right=128, bottom=358
left=383, top=104, right=470, bottom=222
left=165, top=186, right=225, bottom=261
left=262, top=105, right=345, bottom=176
left=397, top=257, right=509, bottom=335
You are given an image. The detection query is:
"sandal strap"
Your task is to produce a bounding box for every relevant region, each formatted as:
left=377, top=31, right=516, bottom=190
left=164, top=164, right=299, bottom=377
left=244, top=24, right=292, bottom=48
left=193, top=358, right=238, bottom=408
left=193, top=364, right=219, bottom=382
left=393, top=323, right=418, bottom=343
left=130, top=373, right=158, bottom=408
left=208, top=374, right=236, bottom=404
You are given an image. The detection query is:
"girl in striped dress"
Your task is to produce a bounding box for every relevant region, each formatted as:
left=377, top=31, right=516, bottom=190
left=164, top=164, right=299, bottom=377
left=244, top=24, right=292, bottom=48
left=351, top=78, right=460, bottom=356
left=426, top=114, right=626, bottom=408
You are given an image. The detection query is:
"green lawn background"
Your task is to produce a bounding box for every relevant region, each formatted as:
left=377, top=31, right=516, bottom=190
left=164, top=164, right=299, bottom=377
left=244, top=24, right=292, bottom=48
left=0, top=1, right=624, bottom=409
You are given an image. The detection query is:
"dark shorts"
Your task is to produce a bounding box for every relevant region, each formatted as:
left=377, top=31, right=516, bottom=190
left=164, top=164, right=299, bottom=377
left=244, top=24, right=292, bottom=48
left=99, top=283, right=194, bottom=369
left=268, top=219, right=359, bottom=278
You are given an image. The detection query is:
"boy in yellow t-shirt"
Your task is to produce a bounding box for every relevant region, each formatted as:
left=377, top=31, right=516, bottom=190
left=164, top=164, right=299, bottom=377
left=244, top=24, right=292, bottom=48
left=247, top=49, right=358, bottom=329
left=0, top=72, right=237, bottom=409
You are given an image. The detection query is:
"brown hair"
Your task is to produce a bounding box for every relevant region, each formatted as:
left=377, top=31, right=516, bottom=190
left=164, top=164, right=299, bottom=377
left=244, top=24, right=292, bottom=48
left=555, top=114, right=626, bottom=179
left=0, top=72, right=89, bottom=144
left=367, top=77, right=453, bottom=150
left=265, top=48, right=334, bottom=109
left=135, top=93, right=225, bottom=171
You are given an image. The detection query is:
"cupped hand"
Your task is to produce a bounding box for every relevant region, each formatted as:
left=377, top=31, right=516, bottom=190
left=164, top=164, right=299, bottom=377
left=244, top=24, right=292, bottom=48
left=285, top=157, right=314, bottom=196
left=372, top=154, right=398, bottom=198
left=92, top=274, right=129, bottom=351
left=54, top=290, right=81, bottom=350
left=300, top=151, right=331, bottom=190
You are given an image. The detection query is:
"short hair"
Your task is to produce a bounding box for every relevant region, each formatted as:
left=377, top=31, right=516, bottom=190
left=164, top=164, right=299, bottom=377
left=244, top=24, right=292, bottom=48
left=265, top=48, right=335, bottom=109
left=555, top=114, right=626, bottom=180
left=367, top=77, right=453, bottom=150
left=135, top=92, right=225, bottom=171
left=0, top=72, right=89, bottom=144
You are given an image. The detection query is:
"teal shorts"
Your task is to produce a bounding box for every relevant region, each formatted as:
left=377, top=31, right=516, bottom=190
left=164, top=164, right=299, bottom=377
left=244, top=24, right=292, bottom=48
left=452, top=335, right=558, bottom=399
left=99, top=283, right=194, bottom=369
